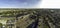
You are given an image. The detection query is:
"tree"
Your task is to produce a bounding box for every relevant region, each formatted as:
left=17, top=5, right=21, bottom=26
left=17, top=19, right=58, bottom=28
left=0, top=23, right=3, bottom=28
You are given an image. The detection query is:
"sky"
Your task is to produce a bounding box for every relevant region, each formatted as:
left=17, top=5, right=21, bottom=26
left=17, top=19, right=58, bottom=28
left=40, top=0, right=60, bottom=8
left=0, top=0, right=60, bottom=8
left=0, top=0, right=41, bottom=8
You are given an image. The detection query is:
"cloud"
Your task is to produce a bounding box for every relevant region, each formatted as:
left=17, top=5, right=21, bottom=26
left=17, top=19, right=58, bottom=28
left=40, top=0, right=60, bottom=8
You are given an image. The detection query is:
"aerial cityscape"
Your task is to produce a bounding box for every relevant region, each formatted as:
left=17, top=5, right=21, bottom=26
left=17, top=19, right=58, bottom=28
left=0, top=9, right=60, bottom=28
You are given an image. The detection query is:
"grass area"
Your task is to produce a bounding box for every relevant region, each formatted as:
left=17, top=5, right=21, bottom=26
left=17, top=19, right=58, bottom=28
left=16, top=14, right=35, bottom=28
left=0, top=17, right=15, bottom=24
